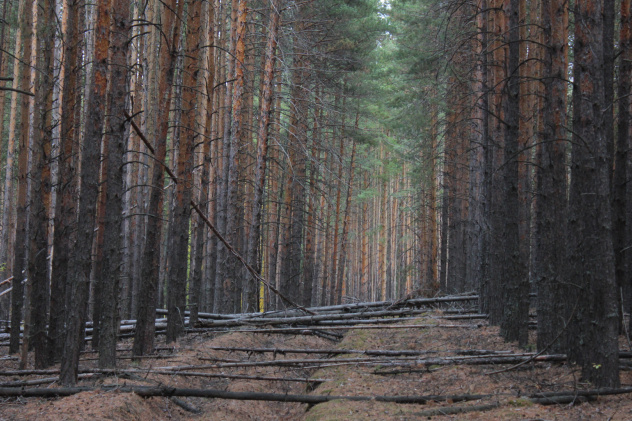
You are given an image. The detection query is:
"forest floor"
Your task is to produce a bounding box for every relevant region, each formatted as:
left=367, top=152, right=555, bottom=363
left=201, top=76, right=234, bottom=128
left=1, top=311, right=632, bottom=420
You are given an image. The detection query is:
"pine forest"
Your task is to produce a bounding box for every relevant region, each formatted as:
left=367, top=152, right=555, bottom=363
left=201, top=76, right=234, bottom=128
left=0, top=0, right=631, bottom=415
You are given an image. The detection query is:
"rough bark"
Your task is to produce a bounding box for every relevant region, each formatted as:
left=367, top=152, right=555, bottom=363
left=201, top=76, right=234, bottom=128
left=166, top=0, right=202, bottom=342
left=566, top=0, right=620, bottom=387
left=535, top=0, right=568, bottom=353
left=132, top=0, right=183, bottom=356
left=28, top=0, right=56, bottom=368
left=614, top=0, right=631, bottom=335
left=246, top=0, right=281, bottom=312
left=189, top=1, right=216, bottom=327
left=49, top=0, right=82, bottom=364
left=8, top=0, right=34, bottom=355
left=499, top=0, right=529, bottom=347
left=98, top=0, right=132, bottom=368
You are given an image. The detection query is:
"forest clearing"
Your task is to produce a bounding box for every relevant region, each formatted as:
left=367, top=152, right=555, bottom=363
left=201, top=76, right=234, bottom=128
left=3, top=297, right=632, bottom=420
left=0, top=0, right=632, bottom=418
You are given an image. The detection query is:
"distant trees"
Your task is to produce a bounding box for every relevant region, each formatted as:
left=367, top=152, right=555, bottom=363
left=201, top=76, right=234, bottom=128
left=2, top=0, right=627, bottom=391
left=389, top=0, right=628, bottom=387
left=0, top=0, right=392, bottom=386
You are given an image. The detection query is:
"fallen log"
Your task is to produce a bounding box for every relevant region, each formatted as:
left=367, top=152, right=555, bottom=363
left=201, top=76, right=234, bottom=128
left=0, top=373, right=96, bottom=388
left=437, top=314, right=488, bottom=320
left=185, top=327, right=344, bottom=339
left=530, top=395, right=594, bottom=405
left=192, top=324, right=482, bottom=335
left=0, top=385, right=490, bottom=405
left=0, top=353, right=570, bottom=377
left=170, top=397, right=202, bottom=414
left=0, top=367, right=331, bottom=383
left=257, top=294, right=479, bottom=318
left=205, top=346, right=523, bottom=357
left=530, top=387, right=632, bottom=399
left=194, top=308, right=429, bottom=329
left=205, top=346, right=440, bottom=357
left=179, top=353, right=564, bottom=371
left=411, top=402, right=501, bottom=417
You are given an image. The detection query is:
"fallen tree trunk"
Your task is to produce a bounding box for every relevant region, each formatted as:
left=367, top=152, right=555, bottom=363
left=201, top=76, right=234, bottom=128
left=0, top=385, right=490, bottom=405
left=194, top=308, right=429, bottom=329
left=0, top=373, right=96, bottom=387
left=530, top=387, right=632, bottom=399
left=412, top=402, right=501, bottom=417
left=205, top=346, right=440, bottom=357
left=250, top=295, right=479, bottom=318
left=189, top=324, right=482, bottom=336
left=0, top=367, right=330, bottom=384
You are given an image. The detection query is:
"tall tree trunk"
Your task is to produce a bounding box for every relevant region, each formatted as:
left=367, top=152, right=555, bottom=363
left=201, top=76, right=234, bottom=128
left=224, top=0, right=247, bottom=312
left=486, top=0, right=506, bottom=325
left=49, top=0, right=81, bottom=364
left=615, top=0, right=632, bottom=332
left=59, top=0, right=110, bottom=385
left=98, top=0, right=132, bottom=368
left=28, top=0, right=56, bottom=369
left=132, top=0, right=182, bottom=356
left=499, top=0, right=529, bottom=346
left=281, top=38, right=308, bottom=305
left=566, top=0, right=619, bottom=388
left=190, top=0, right=216, bottom=327
left=246, top=0, right=281, bottom=312
left=535, top=0, right=568, bottom=353
left=468, top=0, right=488, bottom=302
left=9, top=0, right=34, bottom=355
left=166, top=0, right=201, bottom=341
left=214, top=0, right=238, bottom=314
left=335, top=137, right=357, bottom=304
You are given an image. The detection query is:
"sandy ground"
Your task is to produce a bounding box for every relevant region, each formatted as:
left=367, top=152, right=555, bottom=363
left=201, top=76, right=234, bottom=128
left=1, top=313, right=632, bottom=420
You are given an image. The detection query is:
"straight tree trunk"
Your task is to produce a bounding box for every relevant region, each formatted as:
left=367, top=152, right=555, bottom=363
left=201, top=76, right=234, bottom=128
left=28, top=0, right=56, bottom=369
left=166, top=0, right=202, bottom=341
left=535, top=0, right=568, bottom=353
left=281, top=39, right=308, bottom=305
left=335, top=138, right=357, bottom=304
left=614, top=0, right=632, bottom=331
left=214, top=0, right=238, bottom=314
left=467, top=0, right=488, bottom=301
left=132, top=0, right=182, bottom=356
left=49, top=0, right=81, bottom=364
left=98, top=0, right=132, bottom=368
left=245, top=0, right=281, bottom=312
left=566, top=0, right=620, bottom=388
left=499, top=0, right=529, bottom=347
left=59, top=0, right=111, bottom=385
left=224, top=0, right=247, bottom=312
left=189, top=0, right=216, bottom=327
left=9, top=0, right=34, bottom=355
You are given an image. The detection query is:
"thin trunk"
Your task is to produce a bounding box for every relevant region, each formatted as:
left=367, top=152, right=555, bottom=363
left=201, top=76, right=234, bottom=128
left=190, top=0, right=216, bottom=327
left=132, top=0, right=182, bottom=356
left=166, top=0, right=202, bottom=341
left=49, top=0, right=81, bottom=364
left=9, top=0, right=34, bottom=355
left=499, top=0, right=529, bottom=346
left=60, top=0, right=110, bottom=385
left=246, top=0, right=281, bottom=312
left=29, top=0, right=56, bottom=369
left=224, top=0, right=247, bottom=312
left=98, top=0, right=132, bottom=368
left=335, top=136, right=357, bottom=304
